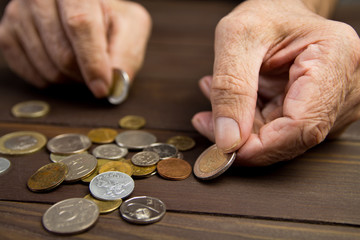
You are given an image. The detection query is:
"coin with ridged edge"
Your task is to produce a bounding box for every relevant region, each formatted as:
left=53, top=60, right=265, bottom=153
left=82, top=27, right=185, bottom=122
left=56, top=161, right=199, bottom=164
left=119, top=115, right=146, bottom=129
left=0, top=131, right=47, bottom=155
left=42, top=198, right=99, bottom=234
left=58, top=153, right=97, bottom=182
left=84, top=194, right=122, bottom=214
left=11, top=100, right=50, bottom=118
left=108, top=69, right=130, bottom=105
left=27, top=162, right=68, bottom=192
left=81, top=159, right=112, bottom=183
left=166, top=135, right=195, bottom=151
left=193, top=144, right=236, bottom=180
left=131, top=151, right=160, bottom=166
left=87, top=128, right=118, bottom=144
left=47, top=133, right=91, bottom=154
left=120, top=196, right=166, bottom=224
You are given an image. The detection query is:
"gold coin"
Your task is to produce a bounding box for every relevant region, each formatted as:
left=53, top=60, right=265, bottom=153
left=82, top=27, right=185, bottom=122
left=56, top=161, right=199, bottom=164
left=131, top=162, right=157, bottom=178
left=98, top=161, right=133, bottom=176
left=84, top=194, right=122, bottom=214
left=87, top=128, right=118, bottom=144
left=11, top=100, right=50, bottom=118
left=27, top=163, right=67, bottom=192
left=167, top=135, right=196, bottom=151
left=119, top=115, right=146, bottom=129
left=81, top=159, right=112, bottom=183
left=0, top=131, right=47, bottom=155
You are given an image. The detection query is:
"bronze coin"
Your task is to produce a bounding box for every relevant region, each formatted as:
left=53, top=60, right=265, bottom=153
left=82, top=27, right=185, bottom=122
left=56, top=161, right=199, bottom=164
left=157, top=158, right=192, bottom=180
left=27, top=162, right=67, bottom=192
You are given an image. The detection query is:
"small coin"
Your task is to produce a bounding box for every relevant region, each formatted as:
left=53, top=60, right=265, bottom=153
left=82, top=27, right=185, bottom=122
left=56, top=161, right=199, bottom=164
left=144, top=143, right=178, bottom=159
left=120, top=196, right=166, bottom=224
left=157, top=158, right=192, bottom=180
left=84, top=194, right=122, bottom=214
left=166, top=136, right=195, bottom=151
left=131, top=151, right=160, bottom=166
left=87, top=128, right=118, bottom=144
left=98, top=161, right=133, bottom=176
left=47, top=133, right=91, bottom=154
left=90, top=171, right=135, bottom=201
left=176, top=151, right=184, bottom=159
left=27, top=162, right=67, bottom=192
left=119, top=115, right=146, bottom=130
left=130, top=162, right=157, bottom=178
left=193, top=144, right=236, bottom=180
left=81, top=159, right=112, bottom=183
left=108, top=69, right=130, bottom=105
left=92, top=144, right=128, bottom=160
left=0, top=157, right=11, bottom=175
left=115, top=130, right=157, bottom=150
left=11, top=100, right=50, bottom=118
left=58, top=153, right=97, bottom=182
left=0, top=131, right=47, bottom=155
left=42, top=198, right=99, bottom=234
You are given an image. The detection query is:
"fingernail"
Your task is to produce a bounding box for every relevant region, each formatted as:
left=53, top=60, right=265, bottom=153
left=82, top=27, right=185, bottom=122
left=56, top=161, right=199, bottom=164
left=215, top=117, right=241, bottom=152
left=89, top=79, right=108, bottom=98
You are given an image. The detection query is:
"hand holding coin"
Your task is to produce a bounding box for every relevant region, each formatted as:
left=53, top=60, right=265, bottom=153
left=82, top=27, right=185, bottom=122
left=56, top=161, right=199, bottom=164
left=0, top=0, right=151, bottom=98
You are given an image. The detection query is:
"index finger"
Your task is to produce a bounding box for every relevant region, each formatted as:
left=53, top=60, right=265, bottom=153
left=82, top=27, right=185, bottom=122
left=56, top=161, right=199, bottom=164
left=57, top=0, right=111, bottom=98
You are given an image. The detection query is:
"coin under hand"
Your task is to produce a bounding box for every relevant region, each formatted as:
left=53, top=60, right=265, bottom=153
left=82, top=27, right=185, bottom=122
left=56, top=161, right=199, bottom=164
left=11, top=100, right=50, bottom=118
left=108, top=69, right=130, bottom=105
left=42, top=198, right=99, bottom=234
left=120, top=196, right=166, bottom=224
left=27, top=162, right=68, bottom=192
left=157, top=158, right=192, bottom=180
left=193, top=144, right=236, bottom=180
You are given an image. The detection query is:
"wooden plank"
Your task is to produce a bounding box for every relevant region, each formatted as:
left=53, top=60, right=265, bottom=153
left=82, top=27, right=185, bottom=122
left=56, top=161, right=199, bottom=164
left=0, top=200, right=359, bottom=240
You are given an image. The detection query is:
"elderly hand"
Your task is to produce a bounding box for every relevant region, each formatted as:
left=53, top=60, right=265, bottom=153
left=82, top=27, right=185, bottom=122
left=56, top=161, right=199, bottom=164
left=0, top=0, right=151, bottom=98
left=192, top=0, right=360, bottom=166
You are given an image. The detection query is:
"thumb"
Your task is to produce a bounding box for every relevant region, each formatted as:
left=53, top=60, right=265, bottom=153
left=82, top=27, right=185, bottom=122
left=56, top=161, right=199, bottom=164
left=211, top=17, right=267, bottom=153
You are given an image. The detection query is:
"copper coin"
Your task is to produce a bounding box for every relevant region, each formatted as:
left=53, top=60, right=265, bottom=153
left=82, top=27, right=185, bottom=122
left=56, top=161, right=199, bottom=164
left=157, top=158, right=192, bottom=180
left=27, top=162, right=68, bottom=192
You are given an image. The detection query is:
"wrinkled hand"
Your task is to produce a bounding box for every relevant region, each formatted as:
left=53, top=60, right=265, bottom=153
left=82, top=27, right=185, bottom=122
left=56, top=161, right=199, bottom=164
left=0, top=0, right=151, bottom=97
left=192, top=0, right=360, bottom=166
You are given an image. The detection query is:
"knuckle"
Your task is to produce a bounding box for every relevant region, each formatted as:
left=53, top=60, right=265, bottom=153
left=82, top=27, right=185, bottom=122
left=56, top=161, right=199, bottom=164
left=302, top=121, right=329, bottom=148
left=3, top=0, right=20, bottom=21
left=128, top=2, right=152, bottom=27
left=64, top=12, right=92, bottom=33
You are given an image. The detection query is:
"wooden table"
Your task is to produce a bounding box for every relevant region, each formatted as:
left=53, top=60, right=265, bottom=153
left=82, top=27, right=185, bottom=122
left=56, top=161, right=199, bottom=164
left=1, top=1, right=360, bottom=239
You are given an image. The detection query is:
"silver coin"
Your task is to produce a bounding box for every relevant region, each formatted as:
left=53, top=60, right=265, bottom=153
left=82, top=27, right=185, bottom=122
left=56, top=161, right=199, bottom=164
left=58, top=153, right=97, bottom=182
left=0, top=157, right=11, bottom=175
left=120, top=196, right=166, bottom=224
left=131, top=151, right=160, bottom=166
left=49, top=151, right=88, bottom=163
left=108, top=69, right=130, bottom=105
left=90, top=171, right=134, bottom=201
left=193, top=144, right=236, bottom=180
left=144, top=143, right=178, bottom=159
left=115, top=130, right=157, bottom=150
left=92, top=144, right=128, bottom=160
left=42, top=198, right=99, bottom=234
left=176, top=151, right=184, bottom=159
left=47, top=133, right=92, bottom=154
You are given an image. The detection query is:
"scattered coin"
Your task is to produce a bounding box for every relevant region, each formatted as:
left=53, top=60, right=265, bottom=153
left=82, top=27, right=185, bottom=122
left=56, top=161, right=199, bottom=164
left=119, top=115, right=146, bottom=130
left=157, top=158, right=192, bottom=181
left=84, top=194, right=122, bottom=214
left=11, top=100, right=50, bottom=118
left=81, top=159, right=112, bottom=183
left=176, top=151, right=184, bottom=159
left=0, top=157, right=11, bottom=175
left=92, top=144, right=128, bottom=160
left=0, top=131, right=47, bottom=155
left=47, top=133, right=92, bottom=154
left=193, top=144, right=236, bottom=180
left=58, top=153, right=97, bottom=182
left=131, top=151, right=160, bottom=166
left=42, top=198, right=99, bottom=234
left=90, top=171, right=135, bottom=201
left=98, top=161, right=133, bottom=176
left=27, top=162, right=68, bottom=192
left=144, top=143, right=178, bottom=159
left=166, top=135, right=195, bottom=151
left=120, top=196, right=166, bottom=224
left=131, top=163, right=157, bottom=178
left=87, top=128, right=118, bottom=144
left=115, top=130, right=157, bottom=150
left=108, top=69, right=130, bottom=105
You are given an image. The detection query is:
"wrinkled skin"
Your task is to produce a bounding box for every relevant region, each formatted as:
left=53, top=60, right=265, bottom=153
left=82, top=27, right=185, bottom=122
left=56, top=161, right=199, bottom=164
left=0, top=0, right=151, bottom=97
left=192, top=0, right=360, bottom=166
